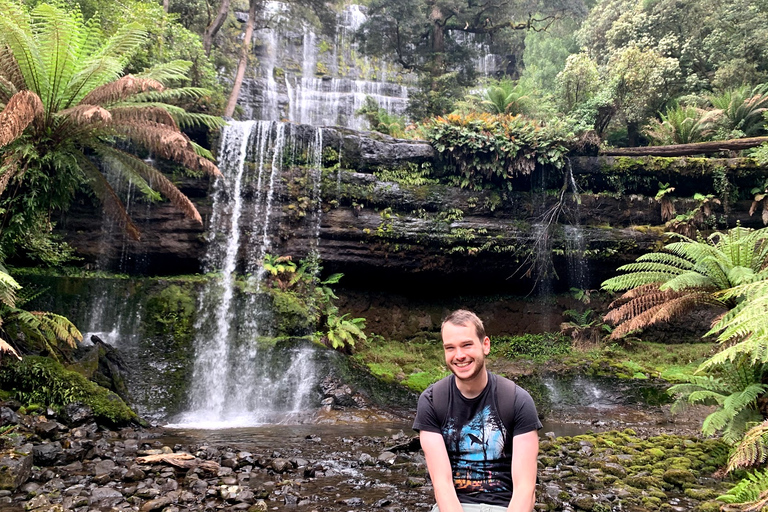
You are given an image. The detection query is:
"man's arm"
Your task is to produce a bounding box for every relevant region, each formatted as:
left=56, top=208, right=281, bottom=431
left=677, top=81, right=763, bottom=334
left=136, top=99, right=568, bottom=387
left=420, top=430, right=463, bottom=512
left=508, top=430, right=539, bottom=512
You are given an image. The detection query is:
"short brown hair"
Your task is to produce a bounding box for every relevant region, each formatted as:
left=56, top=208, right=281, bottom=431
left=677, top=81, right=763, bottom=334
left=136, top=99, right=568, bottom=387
left=441, top=309, right=486, bottom=341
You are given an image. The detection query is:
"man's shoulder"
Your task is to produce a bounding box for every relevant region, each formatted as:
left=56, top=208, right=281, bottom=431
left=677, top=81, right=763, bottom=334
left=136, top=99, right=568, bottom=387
left=419, top=374, right=453, bottom=400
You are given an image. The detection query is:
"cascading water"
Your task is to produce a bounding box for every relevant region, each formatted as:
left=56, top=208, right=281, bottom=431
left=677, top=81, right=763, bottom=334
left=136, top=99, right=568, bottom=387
left=251, top=3, right=411, bottom=129
left=171, top=120, right=322, bottom=428
left=564, top=162, right=590, bottom=291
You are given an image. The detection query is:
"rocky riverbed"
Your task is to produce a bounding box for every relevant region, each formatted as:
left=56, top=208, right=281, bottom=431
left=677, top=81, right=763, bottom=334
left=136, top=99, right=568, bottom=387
left=0, top=399, right=732, bottom=512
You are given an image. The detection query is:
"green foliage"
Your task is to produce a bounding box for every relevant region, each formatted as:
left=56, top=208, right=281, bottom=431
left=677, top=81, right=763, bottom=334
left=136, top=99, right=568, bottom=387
left=602, top=226, right=768, bottom=339
left=0, top=0, right=221, bottom=261
left=490, top=332, right=571, bottom=362
left=473, top=79, right=532, bottom=116
left=356, top=96, right=406, bottom=137
left=718, top=467, right=768, bottom=506
left=667, top=358, right=766, bottom=445
left=325, top=313, right=367, bottom=350
left=0, top=355, right=136, bottom=425
left=373, top=162, right=438, bottom=187
left=707, top=84, right=768, bottom=139
left=644, top=102, right=715, bottom=145
left=427, top=112, right=570, bottom=191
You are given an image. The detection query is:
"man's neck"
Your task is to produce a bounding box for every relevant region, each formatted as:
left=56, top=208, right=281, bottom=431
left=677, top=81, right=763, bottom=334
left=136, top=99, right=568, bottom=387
left=455, top=368, right=489, bottom=399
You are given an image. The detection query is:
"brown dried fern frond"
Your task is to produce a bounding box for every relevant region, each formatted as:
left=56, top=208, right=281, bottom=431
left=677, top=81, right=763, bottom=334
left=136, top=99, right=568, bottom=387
left=607, top=283, right=663, bottom=309
left=80, top=75, right=164, bottom=106
left=0, top=90, right=43, bottom=148
left=0, top=155, right=20, bottom=198
left=105, top=147, right=202, bottom=224
left=75, top=153, right=140, bottom=240
left=608, top=292, right=717, bottom=339
left=605, top=287, right=683, bottom=324
left=728, top=419, right=768, bottom=472
left=58, top=105, right=112, bottom=125
left=113, top=120, right=220, bottom=176
left=0, top=337, right=21, bottom=360
left=109, top=106, right=178, bottom=130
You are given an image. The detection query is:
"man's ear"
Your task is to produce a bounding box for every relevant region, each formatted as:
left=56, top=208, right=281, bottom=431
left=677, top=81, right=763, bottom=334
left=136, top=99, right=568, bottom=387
left=483, top=336, right=490, bottom=355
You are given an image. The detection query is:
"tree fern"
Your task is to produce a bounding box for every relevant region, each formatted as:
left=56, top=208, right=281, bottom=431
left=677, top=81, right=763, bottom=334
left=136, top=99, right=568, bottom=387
left=0, top=0, right=221, bottom=251
left=602, top=227, right=768, bottom=339
left=728, top=420, right=768, bottom=472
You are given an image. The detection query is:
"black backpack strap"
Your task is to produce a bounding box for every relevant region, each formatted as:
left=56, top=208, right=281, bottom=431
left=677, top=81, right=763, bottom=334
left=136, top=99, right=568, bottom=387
left=432, top=376, right=453, bottom=429
left=493, top=373, right=518, bottom=435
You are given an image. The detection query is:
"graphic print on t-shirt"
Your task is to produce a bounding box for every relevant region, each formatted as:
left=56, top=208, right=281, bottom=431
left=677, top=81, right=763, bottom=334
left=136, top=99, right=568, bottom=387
left=444, top=405, right=509, bottom=493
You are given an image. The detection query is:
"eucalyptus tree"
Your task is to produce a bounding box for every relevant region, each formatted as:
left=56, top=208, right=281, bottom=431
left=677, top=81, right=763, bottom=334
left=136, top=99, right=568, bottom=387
left=358, top=0, right=587, bottom=118
left=0, top=0, right=222, bottom=261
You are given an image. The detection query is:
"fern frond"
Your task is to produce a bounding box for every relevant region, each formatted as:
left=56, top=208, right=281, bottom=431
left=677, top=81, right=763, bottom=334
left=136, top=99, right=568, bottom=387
left=80, top=74, right=163, bottom=106
left=0, top=337, right=20, bottom=359
left=129, top=87, right=211, bottom=103
left=112, top=120, right=220, bottom=176
left=728, top=420, right=768, bottom=472
left=0, top=90, right=43, bottom=148
left=134, top=59, right=192, bottom=83
left=95, top=145, right=203, bottom=224
left=108, top=106, right=177, bottom=130
left=74, top=151, right=140, bottom=240
left=718, top=467, right=768, bottom=504
left=601, top=272, right=669, bottom=292
left=0, top=268, right=21, bottom=308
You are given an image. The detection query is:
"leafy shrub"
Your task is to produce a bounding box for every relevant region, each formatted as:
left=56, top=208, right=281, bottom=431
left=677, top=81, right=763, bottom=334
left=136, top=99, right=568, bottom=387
left=491, top=332, right=571, bottom=361
left=427, top=113, right=569, bottom=191
left=0, top=356, right=137, bottom=426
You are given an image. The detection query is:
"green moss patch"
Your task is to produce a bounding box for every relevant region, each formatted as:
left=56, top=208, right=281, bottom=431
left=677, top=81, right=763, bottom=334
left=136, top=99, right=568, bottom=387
left=0, top=356, right=137, bottom=427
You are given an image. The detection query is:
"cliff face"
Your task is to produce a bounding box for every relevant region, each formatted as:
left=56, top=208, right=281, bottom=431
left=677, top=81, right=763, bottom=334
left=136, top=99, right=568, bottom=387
left=58, top=124, right=765, bottom=295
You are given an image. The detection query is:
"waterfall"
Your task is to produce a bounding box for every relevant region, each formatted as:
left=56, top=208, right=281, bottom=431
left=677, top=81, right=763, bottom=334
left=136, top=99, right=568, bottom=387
left=563, top=162, right=590, bottom=291
left=250, top=4, right=411, bottom=129
left=171, top=120, right=324, bottom=428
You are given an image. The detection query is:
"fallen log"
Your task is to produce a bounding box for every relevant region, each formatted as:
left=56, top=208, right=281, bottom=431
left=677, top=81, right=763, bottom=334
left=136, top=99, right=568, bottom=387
left=601, top=136, right=768, bottom=157
left=136, top=452, right=220, bottom=472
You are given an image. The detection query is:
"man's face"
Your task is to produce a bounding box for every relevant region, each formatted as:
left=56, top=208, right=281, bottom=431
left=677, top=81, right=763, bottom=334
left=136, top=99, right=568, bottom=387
left=442, top=321, right=490, bottom=382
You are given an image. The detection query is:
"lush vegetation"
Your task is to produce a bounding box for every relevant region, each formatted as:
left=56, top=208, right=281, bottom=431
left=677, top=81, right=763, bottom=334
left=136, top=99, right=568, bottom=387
left=600, top=225, right=768, bottom=510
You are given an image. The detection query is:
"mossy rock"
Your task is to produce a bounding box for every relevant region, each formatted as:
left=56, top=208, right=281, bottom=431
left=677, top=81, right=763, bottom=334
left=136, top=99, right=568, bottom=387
left=269, top=289, right=314, bottom=336
left=695, top=501, right=722, bottom=512
left=0, top=356, right=137, bottom=427
left=641, top=496, right=662, bottom=510
left=662, top=468, right=696, bottom=487
left=625, top=475, right=662, bottom=489
left=684, top=487, right=718, bottom=500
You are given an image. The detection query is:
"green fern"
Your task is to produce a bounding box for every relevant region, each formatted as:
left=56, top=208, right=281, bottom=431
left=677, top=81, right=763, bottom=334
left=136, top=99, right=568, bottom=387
left=602, top=227, right=768, bottom=339
left=668, top=360, right=767, bottom=445
left=718, top=467, right=768, bottom=505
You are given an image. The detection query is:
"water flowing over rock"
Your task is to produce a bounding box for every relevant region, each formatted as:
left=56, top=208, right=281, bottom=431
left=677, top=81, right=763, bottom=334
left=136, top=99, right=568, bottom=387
left=237, top=3, right=412, bottom=129
left=172, top=121, right=322, bottom=427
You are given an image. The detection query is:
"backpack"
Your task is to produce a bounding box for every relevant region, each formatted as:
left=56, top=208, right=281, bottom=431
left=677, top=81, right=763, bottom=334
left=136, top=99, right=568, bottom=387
left=432, top=372, right=518, bottom=434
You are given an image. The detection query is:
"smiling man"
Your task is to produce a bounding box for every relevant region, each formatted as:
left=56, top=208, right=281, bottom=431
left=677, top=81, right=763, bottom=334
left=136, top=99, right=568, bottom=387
left=413, top=310, right=542, bottom=512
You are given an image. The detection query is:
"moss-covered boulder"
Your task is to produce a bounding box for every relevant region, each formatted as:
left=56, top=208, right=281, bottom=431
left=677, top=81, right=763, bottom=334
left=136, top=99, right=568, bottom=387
left=0, top=356, right=137, bottom=427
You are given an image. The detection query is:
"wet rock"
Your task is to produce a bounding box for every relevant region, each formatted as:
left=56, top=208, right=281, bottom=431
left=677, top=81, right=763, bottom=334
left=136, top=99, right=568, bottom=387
left=377, top=451, right=396, bottom=464
left=61, top=403, right=94, bottom=426
left=32, top=442, right=63, bottom=466
left=270, top=458, right=293, bottom=473
left=0, top=451, right=32, bottom=491
left=89, top=486, right=123, bottom=505
left=33, top=421, right=60, bottom=439
left=342, top=497, right=364, bottom=506
left=140, top=494, right=176, bottom=511
left=0, top=407, right=19, bottom=426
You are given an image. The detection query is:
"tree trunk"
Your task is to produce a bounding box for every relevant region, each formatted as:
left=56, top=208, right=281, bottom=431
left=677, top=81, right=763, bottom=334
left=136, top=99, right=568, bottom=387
left=601, top=136, right=768, bottom=157
left=204, top=0, right=231, bottom=56
left=162, top=0, right=169, bottom=12
left=223, top=0, right=257, bottom=118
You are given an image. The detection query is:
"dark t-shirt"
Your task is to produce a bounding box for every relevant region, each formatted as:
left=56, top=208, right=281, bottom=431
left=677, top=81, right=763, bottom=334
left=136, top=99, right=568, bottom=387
left=412, top=372, right=542, bottom=506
